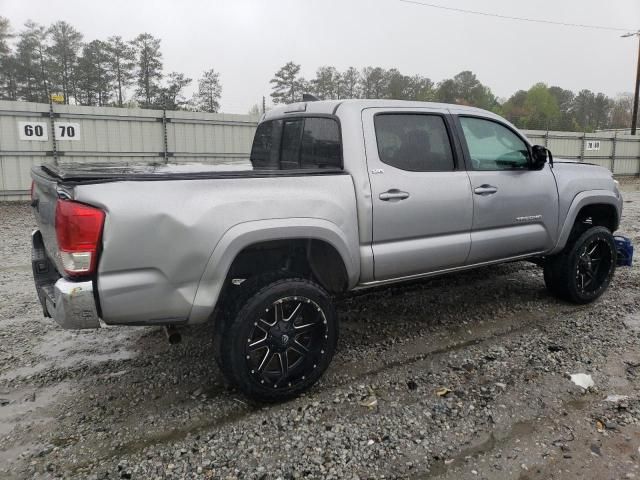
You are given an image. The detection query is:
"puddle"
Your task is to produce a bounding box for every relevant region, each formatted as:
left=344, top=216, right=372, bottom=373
left=0, top=382, right=70, bottom=437
left=623, top=313, right=640, bottom=332
left=0, top=329, right=139, bottom=381
left=424, top=420, right=535, bottom=478
left=0, top=382, right=71, bottom=468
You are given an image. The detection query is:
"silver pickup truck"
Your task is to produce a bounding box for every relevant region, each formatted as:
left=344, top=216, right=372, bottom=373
left=31, top=99, right=625, bottom=401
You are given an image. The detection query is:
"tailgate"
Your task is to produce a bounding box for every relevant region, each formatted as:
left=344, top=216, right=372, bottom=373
left=30, top=165, right=71, bottom=276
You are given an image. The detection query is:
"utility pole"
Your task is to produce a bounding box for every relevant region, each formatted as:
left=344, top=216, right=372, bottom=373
left=262, top=96, right=266, bottom=115
left=622, top=30, right=640, bottom=135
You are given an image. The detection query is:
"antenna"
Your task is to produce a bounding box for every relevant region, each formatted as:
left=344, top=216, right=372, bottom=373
left=302, top=93, right=320, bottom=102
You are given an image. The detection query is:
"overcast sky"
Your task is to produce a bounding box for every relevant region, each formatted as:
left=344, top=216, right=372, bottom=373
left=1, top=0, right=638, bottom=113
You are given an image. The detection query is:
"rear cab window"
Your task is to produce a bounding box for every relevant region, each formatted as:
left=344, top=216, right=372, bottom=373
left=250, top=116, right=342, bottom=171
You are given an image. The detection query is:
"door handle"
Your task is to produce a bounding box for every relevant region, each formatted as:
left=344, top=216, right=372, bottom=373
left=474, top=184, right=498, bottom=195
left=379, top=190, right=410, bottom=201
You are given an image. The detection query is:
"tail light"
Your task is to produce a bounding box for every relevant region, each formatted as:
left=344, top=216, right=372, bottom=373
left=55, top=200, right=105, bottom=277
left=30, top=180, right=35, bottom=200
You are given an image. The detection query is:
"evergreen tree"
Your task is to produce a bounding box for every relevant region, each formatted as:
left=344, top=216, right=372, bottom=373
left=522, top=83, right=561, bottom=130
left=311, top=66, right=340, bottom=100
left=406, top=75, right=434, bottom=101
left=435, top=71, right=497, bottom=110
left=16, top=21, right=49, bottom=102
left=548, top=86, right=576, bottom=130
left=161, top=72, right=192, bottom=110
left=573, top=90, right=596, bottom=131
left=194, top=69, right=222, bottom=112
left=106, top=36, right=136, bottom=107
left=47, top=21, right=83, bottom=104
left=77, top=40, right=112, bottom=106
left=132, top=33, right=163, bottom=108
left=339, top=67, right=360, bottom=99
left=0, top=16, right=11, bottom=56
left=359, top=67, right=387, bottom=98
left=0, top=17, right=17, bottom=100
left=270, top=61, right=305, bottom=104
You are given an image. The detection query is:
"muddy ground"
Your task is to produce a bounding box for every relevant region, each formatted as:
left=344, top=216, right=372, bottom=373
left=1, top=181, right=639, bottom=480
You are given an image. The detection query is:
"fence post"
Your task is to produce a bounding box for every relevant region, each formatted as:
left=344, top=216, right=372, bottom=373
left=162, top=107, right=169, bottom=164
left=611, top=132, right=617, bottom=174
left=579, top=132, right=586, bottom=162
left=544, top=130, right=549, bottom=148
left=48, top=98, right=58, bottom=166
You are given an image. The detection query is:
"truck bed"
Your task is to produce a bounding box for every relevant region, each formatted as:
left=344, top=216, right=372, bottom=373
left=38, top=161, right=344, bottom=183
left=31, top=161, right=360, bottom=327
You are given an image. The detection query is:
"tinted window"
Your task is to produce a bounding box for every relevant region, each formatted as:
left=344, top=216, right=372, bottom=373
left=460, top=117, right=529, bottom=170
left=374, top=114, right=454, bottom=172
left=300, top=118, right=342, bottom=169
left=250, top=121, right=278, bottom=169
left=281, top=119, right=303, bottom=169
left=251, top=117, right=342, bottom=170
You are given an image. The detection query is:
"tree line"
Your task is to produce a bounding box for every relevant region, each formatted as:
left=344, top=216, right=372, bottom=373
left=270, top=61, right=636, bottom=132
left=0, top=17, right=222, bottom=112
left=0, top=16, right=635, bottom=132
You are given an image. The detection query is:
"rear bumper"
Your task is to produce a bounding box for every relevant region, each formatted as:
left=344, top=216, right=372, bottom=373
left=32, top=230, right=101, bottom=329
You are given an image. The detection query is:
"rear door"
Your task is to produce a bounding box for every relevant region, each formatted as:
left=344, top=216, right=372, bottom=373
left=455, top=115, right=559, bottom=263
left=362, top=108, right=473, bottom=281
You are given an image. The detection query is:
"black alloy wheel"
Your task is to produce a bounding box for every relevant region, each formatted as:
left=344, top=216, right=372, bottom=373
left=544, top=226, right=617, bottom=304
left=245, top=295, right=329, bottom=389
left=217, top=277, right=338, bottom=402
left=575, top=237, right=614, bottom=295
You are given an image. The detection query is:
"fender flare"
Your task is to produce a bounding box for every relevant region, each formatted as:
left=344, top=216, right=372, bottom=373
left=188, top=218, right=360, bottom=323
left=549, top=190, right=621, bottom=255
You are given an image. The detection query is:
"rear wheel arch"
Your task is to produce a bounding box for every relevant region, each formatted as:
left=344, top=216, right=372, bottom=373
left=221, top=238, right=350, bottom=294
left=189, top=220, right=358, bottom=324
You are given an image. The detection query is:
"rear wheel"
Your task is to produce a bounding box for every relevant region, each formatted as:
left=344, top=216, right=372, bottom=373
left=544, top=226, right=617, bottom=304
left=217, top=277, right=337, bottom=402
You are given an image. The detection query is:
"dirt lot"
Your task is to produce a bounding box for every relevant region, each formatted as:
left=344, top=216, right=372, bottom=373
left=1, top=181, right=639, bottom=480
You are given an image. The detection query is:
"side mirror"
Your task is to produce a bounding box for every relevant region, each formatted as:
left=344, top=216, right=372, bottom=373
left=531, top=145, right=553, bottom=170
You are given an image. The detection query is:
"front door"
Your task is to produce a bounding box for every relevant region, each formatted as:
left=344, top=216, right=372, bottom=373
left=363, top=108, right=473, bottom=281
left=455, top=115, right=559, bottom=264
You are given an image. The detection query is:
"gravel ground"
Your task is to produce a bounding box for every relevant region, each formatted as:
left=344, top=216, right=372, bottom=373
left=1, top=180, right=639, bottom=480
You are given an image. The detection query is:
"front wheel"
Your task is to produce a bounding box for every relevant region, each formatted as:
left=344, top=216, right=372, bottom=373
left=544, top=226, right=617, bottom=304
left=217, top=278, right=338, bottom=402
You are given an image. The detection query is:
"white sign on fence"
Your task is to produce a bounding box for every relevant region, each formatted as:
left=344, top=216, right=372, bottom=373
left=54, top=122, right=81, bottom=141
left=586, top=140, right=601, bottom=151
left=18, top=121, right=48, bottom=141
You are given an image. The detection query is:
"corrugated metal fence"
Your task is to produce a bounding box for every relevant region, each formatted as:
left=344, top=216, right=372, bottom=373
left=0, top=100, right=259, bottom=200
left=1, top=100, right=639, bottom=200
left=523, top=129, right=640, bottom=176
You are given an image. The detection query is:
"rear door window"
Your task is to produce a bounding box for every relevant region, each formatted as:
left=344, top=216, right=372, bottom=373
left=374, top=114, right=455, bottom=172
left=300, top=118, right=342, bottom=169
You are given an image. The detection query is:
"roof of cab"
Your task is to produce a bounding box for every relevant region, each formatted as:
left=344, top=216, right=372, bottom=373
left=262, top=98, right=499, bottom=121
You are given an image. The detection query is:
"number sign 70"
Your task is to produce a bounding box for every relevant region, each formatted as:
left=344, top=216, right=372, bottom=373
left=54, top=122, right=81, bottom=141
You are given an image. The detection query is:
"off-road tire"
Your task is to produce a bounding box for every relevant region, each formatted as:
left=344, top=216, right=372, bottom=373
left=543, top=226, right=617, bottom=304
left=216, top=277, right=338, bottom=402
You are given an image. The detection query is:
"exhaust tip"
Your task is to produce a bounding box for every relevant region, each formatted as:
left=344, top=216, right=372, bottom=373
left=164, top=325, right=181, bottom=344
